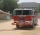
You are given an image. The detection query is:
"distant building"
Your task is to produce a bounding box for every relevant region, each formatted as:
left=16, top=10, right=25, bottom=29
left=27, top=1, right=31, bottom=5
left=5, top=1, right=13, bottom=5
left=0, top=10, right=11, bottom=20
left=18, top=2, right=40, bottom=10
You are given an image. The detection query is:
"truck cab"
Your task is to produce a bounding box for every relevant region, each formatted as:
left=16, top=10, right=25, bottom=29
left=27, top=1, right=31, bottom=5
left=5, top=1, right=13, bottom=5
left=12, top=9, right=38, bottom=28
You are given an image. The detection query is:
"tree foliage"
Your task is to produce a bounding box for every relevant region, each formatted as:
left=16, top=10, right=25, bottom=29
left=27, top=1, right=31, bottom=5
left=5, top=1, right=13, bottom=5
left=0, top=1, right=3, bottom=10
left=38, top=5, right=40, bottom=12
left=0, top=0, right=19, bottom=14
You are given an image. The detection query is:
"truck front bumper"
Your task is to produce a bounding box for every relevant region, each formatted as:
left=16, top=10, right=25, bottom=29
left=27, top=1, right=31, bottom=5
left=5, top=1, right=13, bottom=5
left=12, top=21, right=33, bottom=27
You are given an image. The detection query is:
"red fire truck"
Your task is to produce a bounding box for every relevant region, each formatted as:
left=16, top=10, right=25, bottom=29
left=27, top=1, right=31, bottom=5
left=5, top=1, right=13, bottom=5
left=12, top=9, right=38, bottom=28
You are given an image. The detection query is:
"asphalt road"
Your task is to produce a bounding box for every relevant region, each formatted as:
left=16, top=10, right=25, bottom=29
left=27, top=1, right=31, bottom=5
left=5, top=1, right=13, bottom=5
left=0, top=19, right=40, bottom=35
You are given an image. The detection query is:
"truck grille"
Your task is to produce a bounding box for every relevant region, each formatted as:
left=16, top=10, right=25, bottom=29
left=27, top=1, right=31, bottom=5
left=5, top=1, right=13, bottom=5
left=20, top=17, right=25, bottom=20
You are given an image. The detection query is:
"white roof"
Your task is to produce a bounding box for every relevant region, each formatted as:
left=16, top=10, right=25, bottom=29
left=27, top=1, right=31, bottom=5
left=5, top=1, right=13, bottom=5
left=14, top=9, right=34, bottom=10
left=0, top=10, right=3, bottom=12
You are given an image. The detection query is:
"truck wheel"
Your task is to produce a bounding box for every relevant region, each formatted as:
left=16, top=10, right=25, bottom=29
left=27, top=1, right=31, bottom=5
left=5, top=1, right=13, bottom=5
left=34, top=20, right=38, bottom=26
left=31, top=24, right=35, bottom=28
left=34, top=23, right=37, bottom=26
left=16, top=25, right=19, bottom=28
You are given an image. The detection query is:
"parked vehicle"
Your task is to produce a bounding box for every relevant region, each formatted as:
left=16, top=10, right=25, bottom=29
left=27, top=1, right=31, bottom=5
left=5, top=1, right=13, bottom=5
left=12, top=9, right=38, bottom=28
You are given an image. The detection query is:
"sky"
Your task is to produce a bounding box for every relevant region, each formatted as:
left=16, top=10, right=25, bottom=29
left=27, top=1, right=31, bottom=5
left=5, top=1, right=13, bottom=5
left=18, top=0, right=40, bottom=3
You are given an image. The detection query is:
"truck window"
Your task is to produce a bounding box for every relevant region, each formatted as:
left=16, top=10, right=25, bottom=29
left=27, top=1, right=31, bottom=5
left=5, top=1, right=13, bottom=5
left=14, top=10, right=22, bottom=15
left=23, top=10, right=32, bottom=15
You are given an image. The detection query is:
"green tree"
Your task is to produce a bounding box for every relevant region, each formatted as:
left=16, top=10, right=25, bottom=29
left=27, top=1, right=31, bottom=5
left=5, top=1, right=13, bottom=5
left=38, top=5, right=40, bottom=12
left=35, top=5, right=40, bottom=12
left=0, top=1, right=3, bottom=10
left=0, top=0, right=19, bottom=14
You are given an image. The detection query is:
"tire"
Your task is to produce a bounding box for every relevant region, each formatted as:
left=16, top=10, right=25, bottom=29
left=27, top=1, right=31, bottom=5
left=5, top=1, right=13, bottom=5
left=34, top=23, right=37, bottom=26
left=34, top=19, right=38, bottom=26
left=16, top=25, right=19, bottom=28
left=31, top=24, right=35, bottom=28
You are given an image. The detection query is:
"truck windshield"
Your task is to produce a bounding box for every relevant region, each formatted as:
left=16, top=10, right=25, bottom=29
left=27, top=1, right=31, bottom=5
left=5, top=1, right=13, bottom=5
left=23, top=10, right=32, bottom=15
left=14, top=10, right=22, bottom=15
left=14, top=10, right=32, bottom=15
